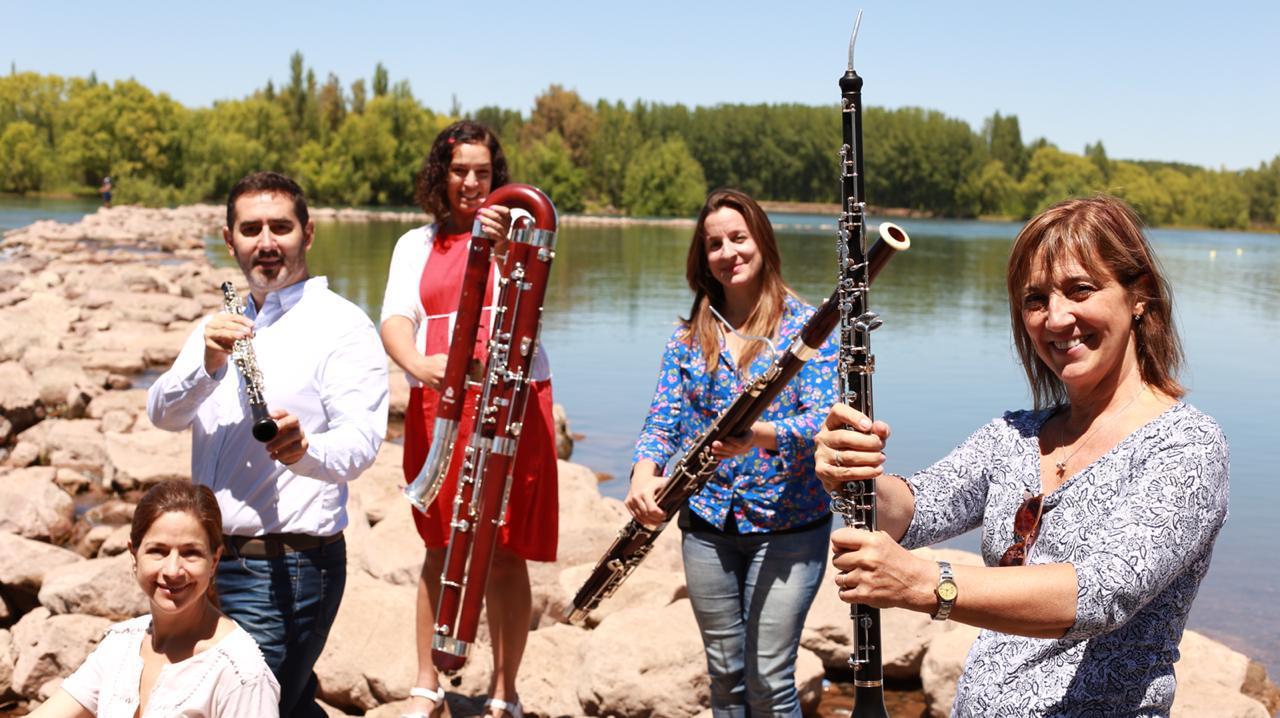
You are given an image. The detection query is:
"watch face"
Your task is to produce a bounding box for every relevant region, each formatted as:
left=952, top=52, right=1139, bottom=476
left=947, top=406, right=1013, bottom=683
left=938, top=581, right=958, bottom=602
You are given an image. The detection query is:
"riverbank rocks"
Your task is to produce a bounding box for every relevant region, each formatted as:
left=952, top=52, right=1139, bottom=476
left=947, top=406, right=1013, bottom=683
left=0, top=362, right=45, bottom=437
left=0, top=467, right=75, bottom=542
left=103, top=428, right=191, bottom=489
left=9, top=607, right=111, bottom=700
left=38, top=553, right=148, bottom=621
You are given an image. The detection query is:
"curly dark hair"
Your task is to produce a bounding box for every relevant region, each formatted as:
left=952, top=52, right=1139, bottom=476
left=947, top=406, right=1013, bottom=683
left=414, top=120, right=510, bottom=226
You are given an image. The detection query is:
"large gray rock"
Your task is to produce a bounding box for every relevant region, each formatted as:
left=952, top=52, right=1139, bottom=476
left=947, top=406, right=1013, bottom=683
left=0, top=628, right=13, bottom=698
left=1172, top=630, right=1270, bottom=718
left=349, top=441, right=408, bottom=526
left=38, top=553, right=148, bottom=620
left=359, top=505, right=424, bottom=586
left=19, top=418, right=107, bottom=474
left=918, top=621, right=981, bottom=718
left=30, top=364, right=96, bottom=409
left=314, top=573, right=418, bottom=712
left=0, top=531, right=84, bottom=595
left=86, top=388, right=149, bottom=420
left=0, top=361, right=45, bottom=435
left=577, top=599, right=710, bottom=718
left=0, top=467, right=75, bottom=542
left=509, top=622, right=590, bottom=717
left=0, top=292, right=77, bottom=363
left=104, top=428, right=191, bottom=489
left=9, top=607, right=112, bottom=699
left=554, top=562, right=685, bottom=629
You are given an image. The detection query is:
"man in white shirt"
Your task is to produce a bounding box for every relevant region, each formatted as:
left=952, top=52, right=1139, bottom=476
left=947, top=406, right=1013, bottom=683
left=147, top=171, right=388, bottom=718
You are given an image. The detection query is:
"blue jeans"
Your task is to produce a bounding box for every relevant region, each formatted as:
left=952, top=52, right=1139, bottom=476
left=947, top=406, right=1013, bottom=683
left=217, top=537, right=346, bottom=718
left=681, top=520, right=829, bottom=718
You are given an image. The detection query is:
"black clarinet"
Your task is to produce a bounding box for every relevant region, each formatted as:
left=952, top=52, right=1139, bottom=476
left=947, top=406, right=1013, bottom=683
left=831, top=11, right=906, bottom=718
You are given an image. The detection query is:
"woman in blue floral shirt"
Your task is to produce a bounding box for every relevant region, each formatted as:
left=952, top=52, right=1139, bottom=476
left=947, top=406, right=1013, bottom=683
left=625, top=188, right=838, bottom=718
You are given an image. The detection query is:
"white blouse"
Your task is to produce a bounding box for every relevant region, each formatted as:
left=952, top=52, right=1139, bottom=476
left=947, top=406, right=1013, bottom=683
left=60, top=615, right=279, bottom=718
left=380, top=223, right=551, bottom=387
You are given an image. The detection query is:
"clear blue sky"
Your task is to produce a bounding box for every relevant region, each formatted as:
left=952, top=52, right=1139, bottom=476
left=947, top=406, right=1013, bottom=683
left=6, top=0, right=1277, bottom=170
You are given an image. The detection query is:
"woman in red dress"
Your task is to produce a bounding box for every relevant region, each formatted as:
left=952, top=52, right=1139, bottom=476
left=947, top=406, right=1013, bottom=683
left=380, top=120, right=558, bottom=718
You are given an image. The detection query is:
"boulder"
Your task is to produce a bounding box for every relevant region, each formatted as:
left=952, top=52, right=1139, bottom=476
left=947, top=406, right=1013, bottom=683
left=314, top=572, right=418, bottom=712
left=0, top=292, right=77, bottom=363
left=508, top=622, right=590, bottom=716
left=0, top=467, right=75, bottom=543
left=38, top=553, right=148, bottom=620
left=31, top=364, right=96, bottom=409
left=0, top=628, right=13, bottom=697
left=796, top=647, right=826, bottom=716
left=9, top=607, right=112, bottom=699
left=0, top=531, right=84, bottom=595
left=552, top=403, right=574, bottom=460
left=359, top=506, right=424, bottom=586
left=0, top=361, right=45, bottom=435
left=86, top=388, right=149, bottom=420
left=1172, top=630, right=1270, bottom=718
left=918, top=621, right=981, bottom=718
left=54, top=467, right=92, bottom=493
left=20, top=418, right=107, bottom=475
left=97, top=524, right=134, bottom=557
left=103, top=428, right=191, bottom=489
left=577, top=599, right=710, bottom=718
left=350, top=441, right=408, bottom=526
left=3, top=440, right=39, bottom=468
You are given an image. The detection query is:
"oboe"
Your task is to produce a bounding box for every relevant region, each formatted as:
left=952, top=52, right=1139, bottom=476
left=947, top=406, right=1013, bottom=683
left=830, top=11, right=894, bottom=718
left=220, top=282, right=279, bottom=443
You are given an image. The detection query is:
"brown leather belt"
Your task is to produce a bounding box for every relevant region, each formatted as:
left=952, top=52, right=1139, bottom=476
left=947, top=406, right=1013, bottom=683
left=223, top=532, right=343, bottom=560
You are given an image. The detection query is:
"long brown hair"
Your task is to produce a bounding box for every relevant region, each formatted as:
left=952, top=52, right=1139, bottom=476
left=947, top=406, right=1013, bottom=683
left=1006, top=194, right=1184, bottom=408
left=129, top=480, right=225, bottom=607
left=683, top=188, right=795, bottom=373
left=414, top=120, right=510, bottom=227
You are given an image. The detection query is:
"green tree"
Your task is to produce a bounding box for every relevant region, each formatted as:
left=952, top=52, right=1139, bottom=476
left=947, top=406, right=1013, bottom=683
left=520, top=131, right=586, bottom=213
left=1017, top=146, right=1105, bottom=216
left=350, top=78, right=367, bottom=114
left=59, top=79, right=187, bottom=190
left=372, top=63, right=389, bottom=98
left=622, top=136, right=706, bottom=217
left=0, top=120, right=51, bottom=192
left=521, top=85, right=597, bottom=168
left=586, top=99, right=643, bottom=209
left=983, top=111, right=1027, bottom=179
left=1182, top=170, right=1249, bottom=229
left=1084, top=140, right=1110, bottom=181
left=1107, top=161, right=1173, bottom=225
left=957, top=160, right=1017, bottom=217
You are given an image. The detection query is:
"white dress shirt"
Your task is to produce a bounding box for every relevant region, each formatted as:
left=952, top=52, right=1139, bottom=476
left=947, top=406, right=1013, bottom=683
left=380, top=223, right=551, bottom=386
left=147, top=276, right=388, bottom=536
left=61, top=615, right=280, bottom=718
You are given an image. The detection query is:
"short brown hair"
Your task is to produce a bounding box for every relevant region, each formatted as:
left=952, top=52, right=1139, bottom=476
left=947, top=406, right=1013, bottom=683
left=226, top=171, right=309, bottom=229
left=684, top=188, right=795, bottom=373
left=1006, top=194, right=1184, bottom=408
left=414, top=120, right=510, bottom=225
left=130, top=480, right=224, bottom=605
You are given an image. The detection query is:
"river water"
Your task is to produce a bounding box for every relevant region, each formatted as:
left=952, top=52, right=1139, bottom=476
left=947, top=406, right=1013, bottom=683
left=5, top=199, right=1278, bottom=677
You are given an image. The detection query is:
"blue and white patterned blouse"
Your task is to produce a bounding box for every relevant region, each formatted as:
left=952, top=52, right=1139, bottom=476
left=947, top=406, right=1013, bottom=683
left=901, top=402, right=1229, bottom=717
left=633, top=294, right=839, bottom=533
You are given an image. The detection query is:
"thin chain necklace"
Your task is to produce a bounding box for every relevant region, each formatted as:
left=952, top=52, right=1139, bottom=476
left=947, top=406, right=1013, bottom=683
left=1054, top=384, right=1147, bottom=477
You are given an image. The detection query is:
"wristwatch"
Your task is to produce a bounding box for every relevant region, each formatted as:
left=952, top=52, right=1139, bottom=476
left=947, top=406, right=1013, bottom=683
left=932, top=560, right=957, bottom=621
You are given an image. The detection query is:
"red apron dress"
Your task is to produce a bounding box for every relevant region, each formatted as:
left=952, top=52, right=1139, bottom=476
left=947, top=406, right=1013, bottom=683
left=402, top=229, right=559, bottom=562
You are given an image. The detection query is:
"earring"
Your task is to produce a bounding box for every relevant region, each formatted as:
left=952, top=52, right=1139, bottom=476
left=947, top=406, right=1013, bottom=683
left=1133, top=313, right=1142, bottom=322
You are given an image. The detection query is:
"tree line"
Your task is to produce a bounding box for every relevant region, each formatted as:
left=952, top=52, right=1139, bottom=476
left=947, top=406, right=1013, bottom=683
left=1, top=55, right=1277, bottom=230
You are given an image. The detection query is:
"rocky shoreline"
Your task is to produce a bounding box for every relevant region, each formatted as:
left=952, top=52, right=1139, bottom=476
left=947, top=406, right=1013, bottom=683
left=1, top=206, right=1276, bottom=717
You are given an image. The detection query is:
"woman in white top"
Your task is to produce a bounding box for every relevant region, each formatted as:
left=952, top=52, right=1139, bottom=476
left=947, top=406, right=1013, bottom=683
left=30, top=480, right=279, bottom=718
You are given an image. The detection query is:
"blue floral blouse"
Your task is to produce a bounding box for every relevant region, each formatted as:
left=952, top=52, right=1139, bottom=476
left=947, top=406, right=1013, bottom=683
left=633, top=294, right=839, bottom=533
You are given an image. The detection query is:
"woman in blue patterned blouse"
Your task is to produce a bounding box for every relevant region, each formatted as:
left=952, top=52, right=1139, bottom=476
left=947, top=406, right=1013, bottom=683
left=815, top=195, right=1229, bottom=717
left=625, top=188, right=838, bottom=718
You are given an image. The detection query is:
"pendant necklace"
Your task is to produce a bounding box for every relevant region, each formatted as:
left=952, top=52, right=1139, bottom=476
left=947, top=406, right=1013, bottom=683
left=1054, top=384, right=1146, bottom=477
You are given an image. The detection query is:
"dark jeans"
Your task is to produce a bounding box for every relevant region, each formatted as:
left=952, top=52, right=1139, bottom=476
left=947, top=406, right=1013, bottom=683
left=218, top=537, right=346, bottom=718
